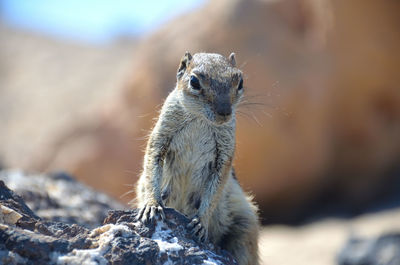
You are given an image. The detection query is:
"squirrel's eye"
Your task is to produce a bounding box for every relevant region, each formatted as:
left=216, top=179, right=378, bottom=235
left=190, top=75, right=201, bottom=90
left=238, top=78, right=243, bottom=91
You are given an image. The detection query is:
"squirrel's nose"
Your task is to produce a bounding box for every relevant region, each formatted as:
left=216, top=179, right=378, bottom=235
left=216, top=102, right=232, bottom=116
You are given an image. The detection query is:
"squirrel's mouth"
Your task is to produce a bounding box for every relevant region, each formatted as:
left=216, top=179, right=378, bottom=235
left=201, top=105, right=232, bottom=125
left=214, top=113, right=232, bottom=125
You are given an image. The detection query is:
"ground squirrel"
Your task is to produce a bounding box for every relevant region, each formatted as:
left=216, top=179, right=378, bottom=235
left=135, top=52, right=259, bottom=265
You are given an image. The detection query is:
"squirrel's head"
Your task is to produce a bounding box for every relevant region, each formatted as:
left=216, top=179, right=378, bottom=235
left=176, top=52, right=244, bottom=125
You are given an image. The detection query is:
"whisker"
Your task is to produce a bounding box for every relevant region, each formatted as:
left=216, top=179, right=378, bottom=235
left=261, top=110, right=273, bottom=118
left=237, top=110, right=253, bottom=119
left=242, top=106, right=274, bottom=119
left=249, top=111, right=262, bottom=127
left=242, top=93, right=271, bottom=99
left=123, top=183, right=136, bottom=187
left=237, top=110, right=263, bottom=127
left=120, top=189, right=135, bottom=200
left=239, top=102, right=268, bottom=107
left=123, top=170, right=138, bottom=175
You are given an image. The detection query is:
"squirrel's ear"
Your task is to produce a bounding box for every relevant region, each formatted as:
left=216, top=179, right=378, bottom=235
left=177, top=51, right=192, bottom=80
left=228, top=52, right=236, bottom=67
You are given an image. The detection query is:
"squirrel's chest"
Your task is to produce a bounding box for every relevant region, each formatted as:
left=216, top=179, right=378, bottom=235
left=163, top=120, right=234, bottom=178
left=166, top=122, right=216, bottom=172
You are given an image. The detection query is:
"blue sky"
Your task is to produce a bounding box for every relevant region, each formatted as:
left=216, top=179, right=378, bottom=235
left=1, top=0, right=205, bottom=43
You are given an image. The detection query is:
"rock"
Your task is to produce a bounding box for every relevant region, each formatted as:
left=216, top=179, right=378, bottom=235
left=259, top=207, right=400, bottom=265
left=0, top=174, right=237, bottom=264
left=0, top=179, right=39, bottom=222
left=1, top=170, right=126, bottom=228
left=337, top=233, right=400, bottom=265
left=0, top=205, right=23, bottom=225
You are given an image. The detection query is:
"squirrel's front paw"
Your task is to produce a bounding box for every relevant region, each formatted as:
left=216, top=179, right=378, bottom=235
left=187, top=215, right=208, bottom=243
left=137, top=203, right=165, bottom=224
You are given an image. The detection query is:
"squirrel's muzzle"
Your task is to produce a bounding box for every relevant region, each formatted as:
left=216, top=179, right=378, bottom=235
left=214, top=99, right=232, bottom=124
left=215, top=101, right=232, bottom=117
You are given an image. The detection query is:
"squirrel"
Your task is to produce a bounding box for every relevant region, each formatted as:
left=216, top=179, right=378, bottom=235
left=134, top=52, right=259, bottom=265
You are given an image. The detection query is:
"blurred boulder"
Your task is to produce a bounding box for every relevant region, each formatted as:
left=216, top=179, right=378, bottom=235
left=259, top=207, right=400, bottom=265
left=337, top=233, right=400, bottom=265
left=2, top=0, right=400, bottom=223
left=0, top=22, right=138, bottom=200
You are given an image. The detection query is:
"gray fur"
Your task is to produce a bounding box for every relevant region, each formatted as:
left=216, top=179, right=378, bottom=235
left=135, top=52, right=259, bottom=265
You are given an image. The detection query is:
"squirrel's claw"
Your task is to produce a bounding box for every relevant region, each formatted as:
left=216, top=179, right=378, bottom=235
left=137, top=203, right=165, bottom=224
left=187, top=216, right=200, bottom=229
left=188, top=216, right=208, bottom=243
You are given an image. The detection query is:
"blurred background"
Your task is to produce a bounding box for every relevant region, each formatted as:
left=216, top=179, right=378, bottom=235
left=1, top=0, right=400, bottom=264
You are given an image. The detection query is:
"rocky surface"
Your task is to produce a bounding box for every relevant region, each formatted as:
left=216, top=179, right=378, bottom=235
left=0, top=173, right=237, bottom=264
left=1, top=170, right=400, bottom=265
left=1, top=170, right=125, bottom=228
